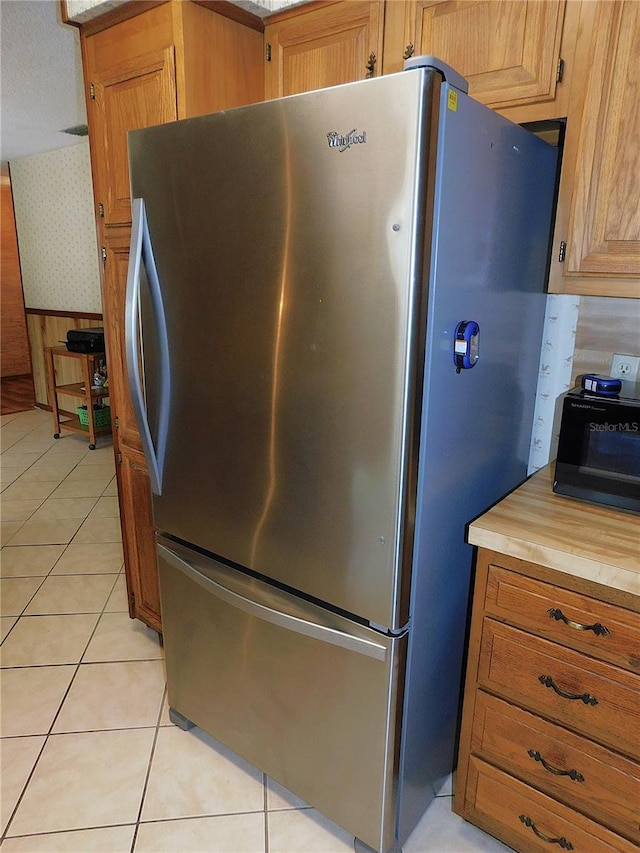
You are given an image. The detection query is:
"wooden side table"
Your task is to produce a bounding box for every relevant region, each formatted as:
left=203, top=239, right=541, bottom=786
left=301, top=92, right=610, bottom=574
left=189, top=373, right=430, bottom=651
left=45, top=346, right=111, bottom=449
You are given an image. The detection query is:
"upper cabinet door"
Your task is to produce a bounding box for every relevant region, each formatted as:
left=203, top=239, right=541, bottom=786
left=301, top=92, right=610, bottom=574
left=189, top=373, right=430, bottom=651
left=265, top=1, right=384, bottom=99
left=89, top=48, right=178, bottom=228
left=83, top=3, right=180, bottom=229
left=83, top=1, right=264, bottom=231
left=565, top=0, right=640, bottom=279
left=406, top=0, right=565, bottom=109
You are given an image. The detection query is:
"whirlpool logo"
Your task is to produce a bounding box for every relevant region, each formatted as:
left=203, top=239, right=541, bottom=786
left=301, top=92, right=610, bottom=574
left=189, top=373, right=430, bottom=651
left=326, top=129, right=367, bottom=152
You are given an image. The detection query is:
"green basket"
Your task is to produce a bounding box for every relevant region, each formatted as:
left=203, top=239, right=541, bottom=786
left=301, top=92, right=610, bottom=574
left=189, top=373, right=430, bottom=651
left=77, top=405, right=111, bottom=429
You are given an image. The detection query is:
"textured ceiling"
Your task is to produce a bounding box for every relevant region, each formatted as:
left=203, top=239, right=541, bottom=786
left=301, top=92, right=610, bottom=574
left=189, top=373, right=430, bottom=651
left=0, top=0, right=307, bottom=169
left=0, top=0, right=87, bottom=167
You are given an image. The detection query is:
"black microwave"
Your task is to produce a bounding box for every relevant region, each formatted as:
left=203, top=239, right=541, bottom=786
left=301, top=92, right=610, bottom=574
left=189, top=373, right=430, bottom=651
left=553, top=383, right=640, bottom=512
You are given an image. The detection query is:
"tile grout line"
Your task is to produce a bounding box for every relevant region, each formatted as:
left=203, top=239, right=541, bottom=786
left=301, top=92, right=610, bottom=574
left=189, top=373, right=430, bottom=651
left=263, top=771, right=270, bottom=853
left=0, top=431, right=121, bottom=845
left=129, top=681, right=168, bottom=853
left=1, top=484, right=119, bottom=644
left=1, top=557, right=121, bottom=841
left=1, top=420, right=111, bottom=547
left=0, top=735, right=52, bottom=845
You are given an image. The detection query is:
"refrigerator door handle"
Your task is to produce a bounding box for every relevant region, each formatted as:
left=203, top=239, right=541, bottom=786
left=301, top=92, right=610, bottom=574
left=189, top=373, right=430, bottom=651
left=125, top=197, right=170, bottom=495
left=158, top=543, right=389, bottom=661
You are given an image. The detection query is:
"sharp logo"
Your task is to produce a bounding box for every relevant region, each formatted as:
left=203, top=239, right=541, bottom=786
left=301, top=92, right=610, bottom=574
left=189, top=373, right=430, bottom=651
left=326, top=129, right=367, bottom=152
left=571, top=402, right=605, bottom=412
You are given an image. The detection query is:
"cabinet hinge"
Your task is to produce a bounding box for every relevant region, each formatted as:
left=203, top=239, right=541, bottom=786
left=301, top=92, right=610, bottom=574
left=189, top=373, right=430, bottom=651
left=114, top=415, right=119, bottom=430
left=558, top=241, right=566, bottom=263
left=117, top=451, right=123, bottom=464
left=556, top=57, right=564, bottom=84
left=98, top=202, right=104, bottom=218
left=101, top=246, right=107, bottom=265
left=129, top=591, right=135, bottom=609
left=265, top=42, right=271, bottom=62
left=90, top=82, right=96, bottom=100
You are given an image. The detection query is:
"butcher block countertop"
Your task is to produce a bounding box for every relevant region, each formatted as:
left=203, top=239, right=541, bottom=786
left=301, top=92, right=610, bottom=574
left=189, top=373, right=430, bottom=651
left=468, top=464, right=640, bottom=599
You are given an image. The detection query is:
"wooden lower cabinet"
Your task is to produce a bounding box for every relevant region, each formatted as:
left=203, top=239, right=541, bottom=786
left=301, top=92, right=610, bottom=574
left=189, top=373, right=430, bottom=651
left=466, top=758, right=638, bottom=853
left=116, top=445, right=161, bottom=632
left=455, top=549, right=640, bottom=852
left=75, top=1, right=264, bottom=631
left=471, top=693, right=640, bottom=843
left=101, top=231, right=143, bottom=455
left=477, top=619, right=640, bottom=759
left=101, top=231, right=161, bottom=630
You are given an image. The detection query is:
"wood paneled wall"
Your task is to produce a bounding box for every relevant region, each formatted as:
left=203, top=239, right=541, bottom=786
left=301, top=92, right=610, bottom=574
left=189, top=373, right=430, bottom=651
left=26, top=311, right=103, bottom=411
left=572, top=297, right=640, bottom=384
left=1, top=175, right=32, bottom=378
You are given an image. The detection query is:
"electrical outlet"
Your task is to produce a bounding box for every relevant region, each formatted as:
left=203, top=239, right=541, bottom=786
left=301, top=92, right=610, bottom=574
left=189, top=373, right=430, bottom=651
left=610, top=353, right=640, bottom=383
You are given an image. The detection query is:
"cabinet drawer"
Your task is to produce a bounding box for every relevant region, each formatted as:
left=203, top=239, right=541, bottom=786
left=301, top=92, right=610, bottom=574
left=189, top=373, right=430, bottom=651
left=485, top=564, right=640, bottom=673
left=472, top=691, right=640, bottom=843
left=466, top=757, right=638, bottom=852
left=479, top=619, right=640, bottom=759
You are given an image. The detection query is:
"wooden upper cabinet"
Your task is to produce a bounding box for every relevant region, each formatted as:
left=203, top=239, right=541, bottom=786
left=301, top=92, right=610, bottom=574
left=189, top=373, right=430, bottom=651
left=83, top=1, right=263, bottom=229
left=89, top=47, right=178, bottom=228
left=264, top=1, right=384, bottom=99
left=404, top=0, right=566, bottom=109
left=562, top=0, right=640, bottom=286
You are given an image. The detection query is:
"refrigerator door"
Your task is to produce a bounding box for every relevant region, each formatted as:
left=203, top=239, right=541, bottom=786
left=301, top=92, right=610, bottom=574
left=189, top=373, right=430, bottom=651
left=157, top=536, right=407, bottom=853
left=128, top=70, right=436, bottom=630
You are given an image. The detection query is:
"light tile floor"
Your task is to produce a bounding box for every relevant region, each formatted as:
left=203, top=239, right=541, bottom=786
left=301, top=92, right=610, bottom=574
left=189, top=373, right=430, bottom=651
left=1, top=409, right=512, bottom=852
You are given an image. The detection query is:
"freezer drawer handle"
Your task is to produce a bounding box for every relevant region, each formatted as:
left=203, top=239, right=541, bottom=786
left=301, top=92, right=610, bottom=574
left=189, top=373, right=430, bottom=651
left=158, top=543, right=388, bottom=661
left=125, top=198, right=170, bottom=495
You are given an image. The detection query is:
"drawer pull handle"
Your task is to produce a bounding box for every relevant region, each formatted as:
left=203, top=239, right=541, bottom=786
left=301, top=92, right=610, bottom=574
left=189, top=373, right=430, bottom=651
left=519, top=815, right=574, bottom=849
left=527, top=750, right=585, bottom=782
left=538, top=675, right=598, bottom=705
left=547, top=608, right=610, bottom=636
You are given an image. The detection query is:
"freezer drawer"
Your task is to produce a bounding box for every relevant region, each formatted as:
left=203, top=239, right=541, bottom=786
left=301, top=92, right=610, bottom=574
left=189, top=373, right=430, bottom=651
left=158, top=536, right=407, bottom=852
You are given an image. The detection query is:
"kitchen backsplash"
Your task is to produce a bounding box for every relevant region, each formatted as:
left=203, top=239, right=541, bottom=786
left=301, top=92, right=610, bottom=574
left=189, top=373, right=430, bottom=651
left=528, top=294, right=580, bottom=473
left=529, top=294, right=640, bottom=473
left=572, top=296, right=640, bottom=384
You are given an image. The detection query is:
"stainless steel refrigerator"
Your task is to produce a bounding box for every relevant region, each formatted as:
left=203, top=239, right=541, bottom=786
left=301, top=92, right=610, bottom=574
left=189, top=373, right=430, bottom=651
left=126, top=57, right=557, bottom=853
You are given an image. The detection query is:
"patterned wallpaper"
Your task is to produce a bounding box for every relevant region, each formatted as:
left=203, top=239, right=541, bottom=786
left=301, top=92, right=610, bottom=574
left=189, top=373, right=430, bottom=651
left=10, top=141, right=102, bottom=314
